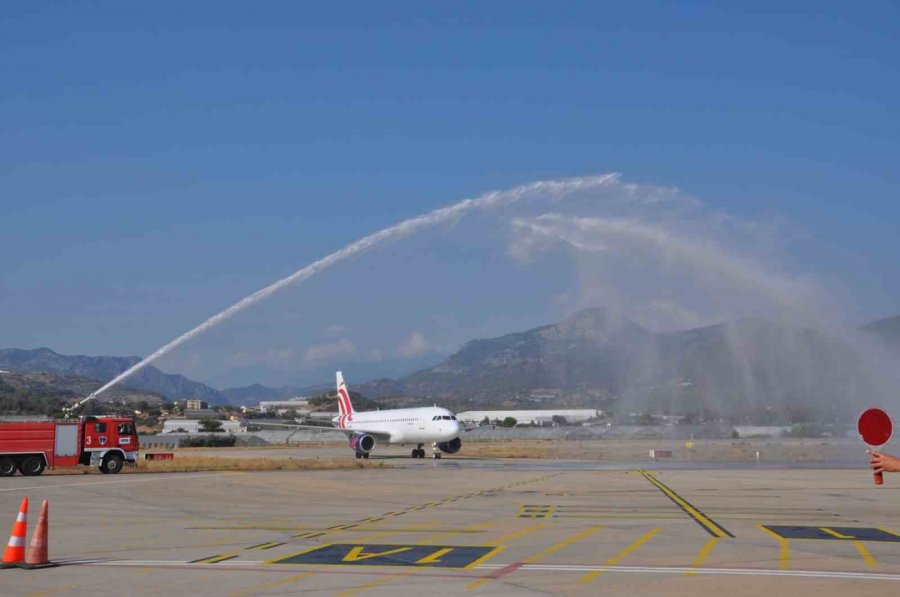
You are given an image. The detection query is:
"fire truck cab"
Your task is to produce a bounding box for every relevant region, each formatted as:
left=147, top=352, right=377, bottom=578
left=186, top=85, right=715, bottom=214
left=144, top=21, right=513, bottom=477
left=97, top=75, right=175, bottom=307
left=0, top=416, right=140, bottom=476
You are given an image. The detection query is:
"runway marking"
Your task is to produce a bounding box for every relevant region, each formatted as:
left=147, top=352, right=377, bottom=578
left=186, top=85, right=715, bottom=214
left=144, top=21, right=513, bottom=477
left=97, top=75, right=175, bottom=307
left=227, top=572, right=316, bottom=597
left=270, top=543, right=497, bottom=568
left=483, top=523, right=549, bottom=546
left=821, top=528, right=855, bottom=539
left=418, top=522, right=496, bottom=545
left=758, top=524, right=790, bottom=569
left=83, top=559, right=900, bottom=582
left=685, top=537, right=718, bottom=576
left=638, top=470, right=734, bottom=538
left=763, top=526, right=900, bottom=543
left=517, top=505, right=556, bottom=519
left=0, top=472, right=243, bottom=492
left=467, top=524, right=604, bottom=589
left=329, top=521, right=504, bottom=596
left=578, top=527, right=661, bottom=583
left=354, top=521, right=442, bottom=542
left=854, top=542, right=877, bottom=567
left=193, top=554, right=239, bottom=564
left=245, top=542, right=284, bottom=551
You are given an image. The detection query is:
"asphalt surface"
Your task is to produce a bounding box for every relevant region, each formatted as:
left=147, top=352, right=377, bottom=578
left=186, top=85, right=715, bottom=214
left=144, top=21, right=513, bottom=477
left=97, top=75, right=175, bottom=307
left=2, top=456, right=900, bottom=596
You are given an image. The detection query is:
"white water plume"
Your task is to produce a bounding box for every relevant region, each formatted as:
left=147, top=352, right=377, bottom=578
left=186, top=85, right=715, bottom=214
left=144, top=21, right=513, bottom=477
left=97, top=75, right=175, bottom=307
left=510, top=214, right=826, bottom=324
left=87, top=173, right=620, bottom=400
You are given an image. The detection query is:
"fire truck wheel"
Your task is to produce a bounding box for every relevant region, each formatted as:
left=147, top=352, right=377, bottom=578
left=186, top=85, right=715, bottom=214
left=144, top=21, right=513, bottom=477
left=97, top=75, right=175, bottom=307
left=0, top=457, right=16, bottom=477
left=19, top=456, right=45, bottom=476
left=100, top=453, right=124, bottom=474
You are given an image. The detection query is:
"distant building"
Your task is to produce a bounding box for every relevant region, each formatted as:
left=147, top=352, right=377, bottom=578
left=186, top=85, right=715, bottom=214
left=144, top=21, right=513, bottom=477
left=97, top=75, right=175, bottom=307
left=733, top=426, right=790, bottom=438
left=183, top=408, right=224, bottom=419
left=259, top=398, right=310, bottom=414
left=528, top=389, right=561, bottom=401
left=185, top=399, right=208, bottom=410
left=162, top=419, right=245, bottom=434
left=456, top=409, right=602, bottom=426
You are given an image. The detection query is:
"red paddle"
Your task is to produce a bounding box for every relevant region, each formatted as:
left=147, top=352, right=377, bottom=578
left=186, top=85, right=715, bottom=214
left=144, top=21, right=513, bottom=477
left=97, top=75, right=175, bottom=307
left=858, top=408, right=893, bottom=485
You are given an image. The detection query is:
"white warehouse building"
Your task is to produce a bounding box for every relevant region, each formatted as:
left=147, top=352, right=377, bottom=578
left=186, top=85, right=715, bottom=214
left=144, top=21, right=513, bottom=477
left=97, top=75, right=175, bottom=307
left=258, top=398, right=311, bottom=414
left=162, top=419, right=246, bottom=434
left=456, top=409, right=602, bottom=426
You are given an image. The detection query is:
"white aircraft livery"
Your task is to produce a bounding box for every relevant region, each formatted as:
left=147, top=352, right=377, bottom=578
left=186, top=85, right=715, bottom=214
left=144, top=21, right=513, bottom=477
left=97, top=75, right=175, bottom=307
left=320, top=371, right=466, bottom=459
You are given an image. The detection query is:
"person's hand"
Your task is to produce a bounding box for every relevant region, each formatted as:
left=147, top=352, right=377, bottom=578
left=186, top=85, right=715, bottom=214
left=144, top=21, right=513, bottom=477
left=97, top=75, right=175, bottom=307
left=868, top=450, right=900, bottom=473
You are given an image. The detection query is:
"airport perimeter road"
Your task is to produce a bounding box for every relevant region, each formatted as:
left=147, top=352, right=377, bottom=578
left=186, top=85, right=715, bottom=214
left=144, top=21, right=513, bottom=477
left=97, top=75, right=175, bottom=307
left=2, top=463, right=900, bottom=596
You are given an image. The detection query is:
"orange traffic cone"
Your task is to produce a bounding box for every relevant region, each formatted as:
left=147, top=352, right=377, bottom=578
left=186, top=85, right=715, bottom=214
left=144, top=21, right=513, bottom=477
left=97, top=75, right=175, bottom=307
left=21, top=499, right=56, bottom=569
left=1, top=496, right=28, bottom=568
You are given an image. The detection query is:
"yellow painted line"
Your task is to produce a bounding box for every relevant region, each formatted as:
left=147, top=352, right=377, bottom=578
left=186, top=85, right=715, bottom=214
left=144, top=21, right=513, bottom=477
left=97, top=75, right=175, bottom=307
left=337, top=573, right=405, bottom=597
left=467, top=524, right=604, bottom=590
left=820, top=527, right=855, bottom=540
left=464, top=546, right=505, bottom=570
left=418, top=522, right=495, bottom=545
left=854, top=541, right=877, bottom=567
left=484, top=523, right=549, bottom=546
left=757, top=524, right=789, bottom=570
left=578, top=527, right=661, bottom=583
left=264, top=542, right=333, bottom=565
left=342, top=546, right=414, bottom=562
left=639, top=470, right=732, bottom=538
left=196, top=553, right=241, bottom=564
left=244, top=541, right=282, bottom=551
left=879, top=528, right=900, bottom=538
left=684, top=538, right=718, bottom=576
left=228, top=572, right=315, bottom=597
left=415, top=547, right=455, bottom=565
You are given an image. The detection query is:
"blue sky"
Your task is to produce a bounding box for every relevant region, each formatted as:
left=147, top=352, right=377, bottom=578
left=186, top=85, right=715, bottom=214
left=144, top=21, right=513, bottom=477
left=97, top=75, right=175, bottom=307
left=2, top=2, right=898, bottom=387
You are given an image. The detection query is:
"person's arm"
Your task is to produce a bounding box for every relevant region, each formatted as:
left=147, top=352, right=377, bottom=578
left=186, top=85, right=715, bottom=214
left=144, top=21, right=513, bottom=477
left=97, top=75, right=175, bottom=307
left=868, top=450, right=900, bottom=473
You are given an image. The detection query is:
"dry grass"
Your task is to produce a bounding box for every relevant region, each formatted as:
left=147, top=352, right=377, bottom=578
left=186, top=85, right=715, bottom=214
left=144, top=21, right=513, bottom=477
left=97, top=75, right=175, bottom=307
left=41, top=456, right=386, bottom=475
left=131, top=456, right=386, bottom=473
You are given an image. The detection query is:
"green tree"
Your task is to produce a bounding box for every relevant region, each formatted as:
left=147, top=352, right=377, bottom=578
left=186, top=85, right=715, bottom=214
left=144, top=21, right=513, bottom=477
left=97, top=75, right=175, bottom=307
left=199, top=419, right=223, bottom=432
left=501, top=417, right=518, bottom=428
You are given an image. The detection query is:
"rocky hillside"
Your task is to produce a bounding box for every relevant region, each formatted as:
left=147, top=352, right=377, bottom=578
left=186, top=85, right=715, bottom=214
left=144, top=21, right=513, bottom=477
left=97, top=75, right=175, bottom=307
left=0, top=348, right=224, bottom=403
left=0, top=369, right=164, bottom=416
left=360, top=308, right=888, bottom=421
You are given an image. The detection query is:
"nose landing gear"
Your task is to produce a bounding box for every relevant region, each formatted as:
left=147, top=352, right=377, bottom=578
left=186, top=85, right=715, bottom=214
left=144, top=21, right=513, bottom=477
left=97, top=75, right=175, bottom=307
left=432, top=442, right=442, bottom=459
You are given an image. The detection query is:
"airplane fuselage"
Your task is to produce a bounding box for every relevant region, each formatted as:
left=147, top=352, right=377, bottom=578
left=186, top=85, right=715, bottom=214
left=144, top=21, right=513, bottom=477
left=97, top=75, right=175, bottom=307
left=332, top=406, right=460, bottom=445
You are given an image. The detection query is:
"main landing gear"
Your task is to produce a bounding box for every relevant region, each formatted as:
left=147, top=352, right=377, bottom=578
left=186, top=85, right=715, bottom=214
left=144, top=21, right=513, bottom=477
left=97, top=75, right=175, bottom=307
left=355, top=451, right=369, bottom=459
left=411, top=444, right=426, bottom=458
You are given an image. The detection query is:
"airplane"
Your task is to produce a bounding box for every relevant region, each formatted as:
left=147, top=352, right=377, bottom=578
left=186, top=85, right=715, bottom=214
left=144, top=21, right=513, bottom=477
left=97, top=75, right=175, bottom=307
left=265, top=371, right=474, bottom=459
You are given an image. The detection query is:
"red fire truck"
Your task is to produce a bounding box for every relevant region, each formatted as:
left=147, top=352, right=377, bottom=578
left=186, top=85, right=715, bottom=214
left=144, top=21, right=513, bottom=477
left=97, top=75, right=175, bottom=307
left=0, top=416, right=140, bottom=476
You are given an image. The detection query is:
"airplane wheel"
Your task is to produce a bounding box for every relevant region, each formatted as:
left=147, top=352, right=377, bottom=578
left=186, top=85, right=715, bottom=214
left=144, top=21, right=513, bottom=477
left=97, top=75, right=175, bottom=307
left=417, top=449, right=425, bottom=458
left=411, top=449, right=418, bottom=458
left=363, top=453, right=369, bottom=459
left=432, top=453, right=442, bottom=460
left=355, top=453, right=362, bottom=459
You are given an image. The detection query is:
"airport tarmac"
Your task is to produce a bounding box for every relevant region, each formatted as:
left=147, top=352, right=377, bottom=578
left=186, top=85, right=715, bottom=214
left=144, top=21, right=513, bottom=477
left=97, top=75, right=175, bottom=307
left=2, top=458, right=900, bottom=596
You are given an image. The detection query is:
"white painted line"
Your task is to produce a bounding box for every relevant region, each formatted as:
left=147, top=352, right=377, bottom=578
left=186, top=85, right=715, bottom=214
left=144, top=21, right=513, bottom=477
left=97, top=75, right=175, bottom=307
left=82, top=560, right=900, bottom=581
left=0, top=472, right=243, bottom=492
left=478, top=563, right=900, bottom=581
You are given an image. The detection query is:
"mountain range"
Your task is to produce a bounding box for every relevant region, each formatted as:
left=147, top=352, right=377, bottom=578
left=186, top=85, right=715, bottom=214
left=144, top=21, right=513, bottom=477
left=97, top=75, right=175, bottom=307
left=2, top=308, right=899, bottom=418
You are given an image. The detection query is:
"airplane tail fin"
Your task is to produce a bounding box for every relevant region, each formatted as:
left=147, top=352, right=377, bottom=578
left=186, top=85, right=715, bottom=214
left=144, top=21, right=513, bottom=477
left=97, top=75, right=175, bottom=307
left=336, top=371, right=354, bottom=416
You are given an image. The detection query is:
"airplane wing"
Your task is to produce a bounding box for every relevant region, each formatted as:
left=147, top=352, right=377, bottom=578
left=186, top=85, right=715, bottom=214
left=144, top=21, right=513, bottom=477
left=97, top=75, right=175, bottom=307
left=251, top=421, right=393, bottom=441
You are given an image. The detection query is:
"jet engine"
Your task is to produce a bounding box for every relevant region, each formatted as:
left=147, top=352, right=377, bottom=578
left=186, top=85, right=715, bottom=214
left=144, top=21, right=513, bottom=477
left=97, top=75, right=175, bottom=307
left=349, top=433, right=376, bottom=454
left=437, top=437, right=462, bottom=454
